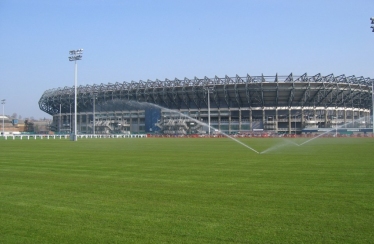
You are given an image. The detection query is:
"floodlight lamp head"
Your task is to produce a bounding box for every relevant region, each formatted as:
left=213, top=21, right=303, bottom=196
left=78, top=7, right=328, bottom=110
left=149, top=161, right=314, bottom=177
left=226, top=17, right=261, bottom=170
left=371, top=26, right=374, bottom=32
left=69, top=55, right=82, bottom=61
left=69, top=49, right=83, bottom=55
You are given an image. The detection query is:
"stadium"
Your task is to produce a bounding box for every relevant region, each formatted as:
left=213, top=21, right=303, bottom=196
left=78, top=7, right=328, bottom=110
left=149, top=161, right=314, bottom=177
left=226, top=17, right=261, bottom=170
left=38, top=73, right=374, bottom=136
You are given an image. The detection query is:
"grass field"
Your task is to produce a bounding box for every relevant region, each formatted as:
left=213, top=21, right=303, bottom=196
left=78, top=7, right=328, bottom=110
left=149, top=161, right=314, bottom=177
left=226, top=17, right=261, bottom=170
left=0, top=137, right=373, bottom=243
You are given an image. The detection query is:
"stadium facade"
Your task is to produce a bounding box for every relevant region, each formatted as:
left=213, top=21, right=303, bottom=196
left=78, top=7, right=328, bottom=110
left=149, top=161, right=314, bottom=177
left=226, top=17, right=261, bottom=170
left=39, top=73, right=374, bottom=135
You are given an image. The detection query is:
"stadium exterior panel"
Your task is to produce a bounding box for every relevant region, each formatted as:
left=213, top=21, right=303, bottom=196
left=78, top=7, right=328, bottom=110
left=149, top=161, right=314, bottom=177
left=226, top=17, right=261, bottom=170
left=39, top=73, right=373, bottom=135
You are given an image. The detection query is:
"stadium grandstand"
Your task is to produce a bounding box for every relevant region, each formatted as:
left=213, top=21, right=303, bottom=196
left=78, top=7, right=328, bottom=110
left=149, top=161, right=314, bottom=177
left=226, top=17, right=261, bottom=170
left=38, top=73, right=374, bottom=135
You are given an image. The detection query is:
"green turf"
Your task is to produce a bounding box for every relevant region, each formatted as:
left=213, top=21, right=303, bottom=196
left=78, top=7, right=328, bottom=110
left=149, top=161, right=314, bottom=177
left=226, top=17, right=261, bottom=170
left=0, top=137, right=373, bottom=243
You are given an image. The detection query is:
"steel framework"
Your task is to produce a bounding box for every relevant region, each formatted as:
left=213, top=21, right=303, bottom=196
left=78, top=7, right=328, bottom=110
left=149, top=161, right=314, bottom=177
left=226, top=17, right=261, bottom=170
left=39, top=73, right=373, bottom=115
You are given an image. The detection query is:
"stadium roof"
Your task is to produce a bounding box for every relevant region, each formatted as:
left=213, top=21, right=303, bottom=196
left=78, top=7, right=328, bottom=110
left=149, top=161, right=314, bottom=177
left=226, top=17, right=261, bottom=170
left=39, top=73, right=373, bottom=115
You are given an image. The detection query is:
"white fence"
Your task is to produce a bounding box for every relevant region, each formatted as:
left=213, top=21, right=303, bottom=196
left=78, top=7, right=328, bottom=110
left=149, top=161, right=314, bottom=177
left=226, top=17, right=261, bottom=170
left=1, top=134, right=147, bottom=140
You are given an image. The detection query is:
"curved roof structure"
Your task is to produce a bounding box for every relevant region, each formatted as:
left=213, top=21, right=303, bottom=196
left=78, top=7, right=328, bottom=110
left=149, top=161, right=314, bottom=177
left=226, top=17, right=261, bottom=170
left=39, top=73, right=373, bottom=115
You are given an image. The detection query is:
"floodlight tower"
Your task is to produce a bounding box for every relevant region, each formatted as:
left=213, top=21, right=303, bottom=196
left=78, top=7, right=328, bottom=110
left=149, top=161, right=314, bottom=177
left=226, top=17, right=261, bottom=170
left=1, top=99, right=5, bottom=136
left=68, top=49, right=83, bottom=141
left=371, top=18, right=374, bottom=135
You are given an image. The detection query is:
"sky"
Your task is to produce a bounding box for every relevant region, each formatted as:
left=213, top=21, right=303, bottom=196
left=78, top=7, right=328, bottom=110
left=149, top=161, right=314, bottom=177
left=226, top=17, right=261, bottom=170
left=1, top=0, right=374, bottom=119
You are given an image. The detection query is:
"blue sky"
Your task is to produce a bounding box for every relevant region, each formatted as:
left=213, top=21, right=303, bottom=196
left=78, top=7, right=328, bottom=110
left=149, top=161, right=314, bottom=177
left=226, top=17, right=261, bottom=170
left=1, top=0, right=374, bottom=119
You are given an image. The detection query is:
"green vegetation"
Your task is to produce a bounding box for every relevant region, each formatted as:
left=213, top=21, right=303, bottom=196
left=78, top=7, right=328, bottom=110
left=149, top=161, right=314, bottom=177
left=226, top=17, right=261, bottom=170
left=0, top=137, right=373, bottom=243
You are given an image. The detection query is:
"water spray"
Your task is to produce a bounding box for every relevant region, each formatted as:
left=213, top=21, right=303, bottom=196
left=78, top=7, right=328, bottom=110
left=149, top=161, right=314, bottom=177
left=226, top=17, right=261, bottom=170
left=260, top=138, right=299, bottom=154
left=298, top=116, right=368, bottom=146
left=259, top=116, right=369, bottom=154
left=132, top=101, right=260, bottom=154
